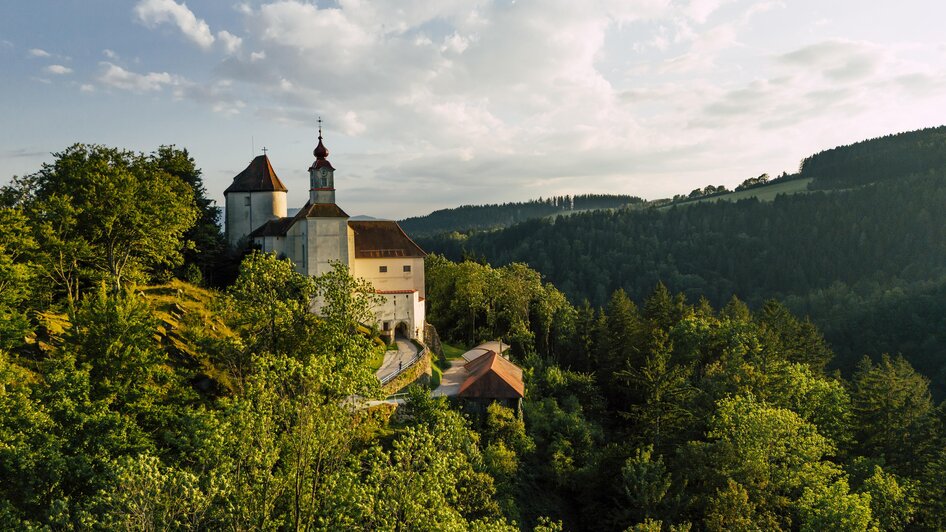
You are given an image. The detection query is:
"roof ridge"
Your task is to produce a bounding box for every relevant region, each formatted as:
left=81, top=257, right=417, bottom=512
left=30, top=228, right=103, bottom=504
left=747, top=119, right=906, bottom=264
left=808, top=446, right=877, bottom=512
left=224, top=154, right=288, bottom=194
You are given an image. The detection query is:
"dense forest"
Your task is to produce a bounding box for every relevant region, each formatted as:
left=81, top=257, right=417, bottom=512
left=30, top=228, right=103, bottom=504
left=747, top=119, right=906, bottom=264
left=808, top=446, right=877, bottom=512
left=423, top=256, right=946, bottom=531
left=2, top=136, right=946, bottom=530
left=416, top=126, right=946, bottom=396
left=399, top=194, right=644, bottom=238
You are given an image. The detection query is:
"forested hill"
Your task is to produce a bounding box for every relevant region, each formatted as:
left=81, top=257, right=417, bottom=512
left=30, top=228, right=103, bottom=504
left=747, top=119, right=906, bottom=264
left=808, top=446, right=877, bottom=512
left=801, top=125, right=946, bottom=189
left=417, top=126, right=946, bottom=393
left=399, top=194, right=644, bottom=237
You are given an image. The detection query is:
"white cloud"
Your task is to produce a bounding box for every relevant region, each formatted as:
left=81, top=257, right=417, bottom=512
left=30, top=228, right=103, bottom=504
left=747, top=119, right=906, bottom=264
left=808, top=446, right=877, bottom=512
left=28, top=48, right=50, bottom=57
left=441, top=32, right=471, bottom=54
left=685, top=0, right=735, bottom=24
left=80, top=84, right=96, bottom=93
left=217, top=30, right=242, bottom=54
left=98, top=62, right=176, bottom=92
left=103, top=48, right=119, bottom=59
left=212, top=99, right=246, bottom=115
left=45, top=64, right=73, bottom=75
left=54, top=0, right=946, bottom=217
left=134, top=0, right=215, bottom=49
left=257, top=1, right=371, bottom=54
left=778, top=39, right=884, bottom=81
left=340, top=111, right=366, bottom=136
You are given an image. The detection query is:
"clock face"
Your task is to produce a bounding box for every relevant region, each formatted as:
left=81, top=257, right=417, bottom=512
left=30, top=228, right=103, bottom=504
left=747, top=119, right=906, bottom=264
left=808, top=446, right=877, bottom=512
left=319, top=168, right=328, bottom=177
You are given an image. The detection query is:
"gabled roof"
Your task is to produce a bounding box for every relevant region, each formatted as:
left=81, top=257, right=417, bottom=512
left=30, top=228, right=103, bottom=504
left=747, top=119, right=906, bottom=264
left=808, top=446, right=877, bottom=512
left=300, top=202, right=349, bottom=218
left=348, top=220, right=427, bottom=259
left=224, top=154, right=288, bottom=194
left=247, top=201, right=350, bottom=238
left=458, top=351, right=525, bottom=399
left=248, top=217, right=295, bottom=238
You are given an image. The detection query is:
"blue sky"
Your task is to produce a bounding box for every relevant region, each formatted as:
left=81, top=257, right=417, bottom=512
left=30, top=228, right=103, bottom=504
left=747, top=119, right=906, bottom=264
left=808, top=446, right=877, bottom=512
left=2, top=0, right=945, bottom=219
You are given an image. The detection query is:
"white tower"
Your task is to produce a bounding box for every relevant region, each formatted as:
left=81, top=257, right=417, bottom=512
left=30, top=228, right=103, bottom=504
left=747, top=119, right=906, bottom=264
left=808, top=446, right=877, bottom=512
left=301, top=123, right=352, bottom=276
left=224, top=153, right=288, bottom=247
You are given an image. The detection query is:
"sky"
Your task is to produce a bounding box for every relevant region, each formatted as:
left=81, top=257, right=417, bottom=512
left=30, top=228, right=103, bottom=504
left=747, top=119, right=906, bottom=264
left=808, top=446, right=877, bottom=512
left=2, top=1, right=946, bottom=219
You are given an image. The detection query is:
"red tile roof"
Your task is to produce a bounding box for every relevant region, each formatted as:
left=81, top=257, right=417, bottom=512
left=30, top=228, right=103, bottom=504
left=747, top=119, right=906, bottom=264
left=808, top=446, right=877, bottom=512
left=224, top=154, right=288, bottom=193
left=458, top=351, right=525, bottom=399
left=348, top=220, right=427, bottom=258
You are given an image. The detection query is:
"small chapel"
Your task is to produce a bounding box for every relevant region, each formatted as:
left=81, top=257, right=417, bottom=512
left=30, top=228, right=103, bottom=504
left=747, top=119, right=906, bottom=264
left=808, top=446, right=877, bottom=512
left=223, top=125, right=427, bottom=342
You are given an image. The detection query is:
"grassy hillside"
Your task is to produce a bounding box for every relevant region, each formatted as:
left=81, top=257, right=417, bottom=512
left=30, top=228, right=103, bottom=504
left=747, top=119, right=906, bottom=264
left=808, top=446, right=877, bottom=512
left=667, top=177, right=814, bottom=207
left=29, top=280, right=239, bottom=394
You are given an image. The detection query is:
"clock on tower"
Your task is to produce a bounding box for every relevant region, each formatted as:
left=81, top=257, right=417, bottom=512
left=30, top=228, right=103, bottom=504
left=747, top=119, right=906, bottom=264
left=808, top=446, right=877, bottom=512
left=308, top=118, right=336, bottom=204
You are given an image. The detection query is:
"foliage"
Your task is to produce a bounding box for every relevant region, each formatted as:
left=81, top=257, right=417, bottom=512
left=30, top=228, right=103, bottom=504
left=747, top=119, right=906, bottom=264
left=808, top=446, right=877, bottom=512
left=0, top=207, right=37, bottom=348
left=796, top=479, right=872, bottom=532
left=148, top=145, right=229, bottom=286
left=850, top=354, right=933, bottom=472
left=3, top=144, right=199, bottom=302
left=859, top=465, right=916, bottom=531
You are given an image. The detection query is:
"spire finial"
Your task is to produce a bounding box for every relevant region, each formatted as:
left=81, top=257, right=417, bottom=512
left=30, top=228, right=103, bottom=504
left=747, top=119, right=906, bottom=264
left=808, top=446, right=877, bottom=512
left=313, top=116, right=329, bottom=159
left=261, top=146, right=268, bottom=156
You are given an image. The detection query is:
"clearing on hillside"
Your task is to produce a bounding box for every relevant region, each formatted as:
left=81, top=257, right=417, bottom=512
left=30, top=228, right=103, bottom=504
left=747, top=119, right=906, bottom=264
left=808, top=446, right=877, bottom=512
left=669, top=177, right=814, bottom=207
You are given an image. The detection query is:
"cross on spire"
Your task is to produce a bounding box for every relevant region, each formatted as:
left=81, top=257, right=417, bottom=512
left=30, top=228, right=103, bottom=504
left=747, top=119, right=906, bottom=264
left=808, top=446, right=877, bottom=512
left=261, top=146, right=268, bottom=155
left=317, top=116, right=322, bottom=138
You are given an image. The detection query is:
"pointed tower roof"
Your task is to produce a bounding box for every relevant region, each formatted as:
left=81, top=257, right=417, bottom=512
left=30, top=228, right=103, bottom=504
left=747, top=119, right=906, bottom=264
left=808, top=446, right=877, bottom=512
left=225, top=154, right=288, bottom=193
left=309, top=118, right=335, bottom=171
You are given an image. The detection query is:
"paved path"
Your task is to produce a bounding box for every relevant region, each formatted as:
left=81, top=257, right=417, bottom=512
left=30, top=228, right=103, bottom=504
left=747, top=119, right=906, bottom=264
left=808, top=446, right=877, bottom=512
left=375, top=336, right=420, bottom=383
left=460, top=341, right=510, bottom=362
left=432, top=359, right=467, bottom=397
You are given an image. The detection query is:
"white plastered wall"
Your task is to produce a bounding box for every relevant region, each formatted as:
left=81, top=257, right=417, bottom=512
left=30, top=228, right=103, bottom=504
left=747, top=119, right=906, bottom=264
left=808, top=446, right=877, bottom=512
left=374, top=291, right=425, bottom=341
left=352, top=257, right=426, bottom=297
left=225, top=191, right=287, bottom=246
left=304, top=217, right=350, bottom=276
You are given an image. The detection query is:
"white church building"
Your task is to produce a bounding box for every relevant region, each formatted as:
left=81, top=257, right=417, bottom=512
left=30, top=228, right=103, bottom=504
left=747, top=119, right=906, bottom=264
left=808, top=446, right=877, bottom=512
left=224, top=127, right=427, bottom=341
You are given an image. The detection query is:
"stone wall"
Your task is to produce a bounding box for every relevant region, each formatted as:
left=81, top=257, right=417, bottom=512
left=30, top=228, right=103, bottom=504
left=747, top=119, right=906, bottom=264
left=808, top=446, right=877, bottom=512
left=381, top=348, right=432, bottom=395
left=424, top=322, right=444, bottom=363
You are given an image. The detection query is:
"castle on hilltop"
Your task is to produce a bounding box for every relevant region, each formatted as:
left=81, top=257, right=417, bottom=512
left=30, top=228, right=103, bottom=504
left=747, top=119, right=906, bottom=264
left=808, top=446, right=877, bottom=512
left=223, top=125, right=426, bottom=342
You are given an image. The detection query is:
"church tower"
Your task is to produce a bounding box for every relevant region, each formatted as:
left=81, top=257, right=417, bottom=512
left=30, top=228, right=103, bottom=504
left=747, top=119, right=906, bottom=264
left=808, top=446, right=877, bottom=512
left=309, top=120, right=336, bottom=204
left=223, top=153, right=288, bottom=247
left=301, top=122, right=353, bottom=276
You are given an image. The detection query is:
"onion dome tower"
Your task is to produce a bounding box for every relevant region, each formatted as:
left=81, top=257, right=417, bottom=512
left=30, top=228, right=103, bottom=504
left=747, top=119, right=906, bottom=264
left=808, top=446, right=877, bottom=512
left=309, top=118, right=336, bottom=204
